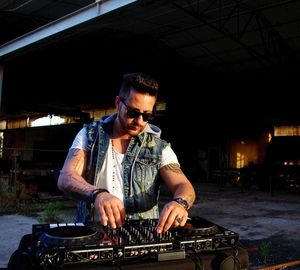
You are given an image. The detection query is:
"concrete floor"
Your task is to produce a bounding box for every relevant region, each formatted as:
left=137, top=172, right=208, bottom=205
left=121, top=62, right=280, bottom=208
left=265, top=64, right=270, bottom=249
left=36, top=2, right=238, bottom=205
left=189, top=182, right=300, bottom=242
left=0, top=182, right=299, bottom=269
left=0, top=215, right=38, bottom=269
left=189, top=182, right=300, bottom=268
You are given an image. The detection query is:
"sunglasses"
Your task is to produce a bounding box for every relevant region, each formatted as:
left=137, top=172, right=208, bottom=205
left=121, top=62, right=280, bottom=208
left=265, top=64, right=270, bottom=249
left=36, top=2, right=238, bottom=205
left=120, top=97, right=154, bottom=122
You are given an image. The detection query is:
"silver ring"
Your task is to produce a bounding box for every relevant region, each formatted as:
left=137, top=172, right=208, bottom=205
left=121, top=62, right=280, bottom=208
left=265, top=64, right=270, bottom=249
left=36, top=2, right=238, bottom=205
left=176, top=217, right=183, bottom=223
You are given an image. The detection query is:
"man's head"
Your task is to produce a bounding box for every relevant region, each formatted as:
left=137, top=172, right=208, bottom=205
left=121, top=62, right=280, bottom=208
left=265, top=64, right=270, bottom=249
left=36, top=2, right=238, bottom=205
left=118, top=72, right=159, bottom=99
left=115, top=73, right=159, bottom=136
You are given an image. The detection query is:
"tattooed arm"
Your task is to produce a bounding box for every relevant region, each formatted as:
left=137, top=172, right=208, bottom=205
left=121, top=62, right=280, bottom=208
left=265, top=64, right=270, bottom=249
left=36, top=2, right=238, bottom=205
left=57, top=148, right=96, bottom=201
left=58, top=148, right=126, bottom=228
left=160, top=163, right=195, bottom=207
left=156, top=163, right=196, bottom=233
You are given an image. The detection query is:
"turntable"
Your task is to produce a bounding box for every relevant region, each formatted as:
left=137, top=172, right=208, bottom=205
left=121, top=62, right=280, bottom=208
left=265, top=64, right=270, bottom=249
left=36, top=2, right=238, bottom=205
left=31, top=217, right=239, bottom=269
left=37, top=223, right=104, bottom=249
left=182, top=216, right=222, bottom=235
left=172, top=216, right=239, bottom=252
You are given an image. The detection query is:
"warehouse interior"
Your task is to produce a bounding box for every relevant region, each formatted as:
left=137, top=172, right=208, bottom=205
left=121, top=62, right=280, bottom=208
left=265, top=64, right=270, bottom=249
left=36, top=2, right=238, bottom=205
left=0, top=0, right=300, bottom=197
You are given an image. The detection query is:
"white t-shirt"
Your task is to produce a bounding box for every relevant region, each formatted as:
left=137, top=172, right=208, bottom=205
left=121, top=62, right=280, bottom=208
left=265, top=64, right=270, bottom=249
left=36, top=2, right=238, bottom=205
left=70, top=128, right=179, bottom=202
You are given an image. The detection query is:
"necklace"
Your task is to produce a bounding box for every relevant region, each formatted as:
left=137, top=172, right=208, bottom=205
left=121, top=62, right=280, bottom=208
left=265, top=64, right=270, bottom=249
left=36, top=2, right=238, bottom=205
left=110, top=136, right=125, bottom=200
left=111, top=139, right=116, bottom=193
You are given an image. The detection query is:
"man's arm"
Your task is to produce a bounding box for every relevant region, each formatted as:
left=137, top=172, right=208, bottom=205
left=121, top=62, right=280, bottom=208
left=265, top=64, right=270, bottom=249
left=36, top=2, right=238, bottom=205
left=57, top=148, right=96, bottom=201
left=57, top=148, right=126, bottom=228
left=156, top=163, right=196, bottom=233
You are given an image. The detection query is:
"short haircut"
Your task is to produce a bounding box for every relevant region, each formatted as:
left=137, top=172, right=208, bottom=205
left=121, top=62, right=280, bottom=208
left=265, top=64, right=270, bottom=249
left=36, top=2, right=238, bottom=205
left=119, top=72, right=159, bottom=99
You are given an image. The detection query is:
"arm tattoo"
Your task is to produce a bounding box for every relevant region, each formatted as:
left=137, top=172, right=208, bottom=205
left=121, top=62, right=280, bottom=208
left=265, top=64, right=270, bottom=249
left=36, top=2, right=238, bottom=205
left=163, top=163, right=183, bottom=174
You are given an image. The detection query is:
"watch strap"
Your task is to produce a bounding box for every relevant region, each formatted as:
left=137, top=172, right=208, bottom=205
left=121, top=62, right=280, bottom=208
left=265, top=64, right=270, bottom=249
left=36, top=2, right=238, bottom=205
left=173, top=197, right=189, bottom=210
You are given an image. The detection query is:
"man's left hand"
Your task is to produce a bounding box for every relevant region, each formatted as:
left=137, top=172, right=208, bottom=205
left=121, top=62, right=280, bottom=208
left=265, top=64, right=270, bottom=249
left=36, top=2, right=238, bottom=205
left=156, top=201, right=188, bottom=233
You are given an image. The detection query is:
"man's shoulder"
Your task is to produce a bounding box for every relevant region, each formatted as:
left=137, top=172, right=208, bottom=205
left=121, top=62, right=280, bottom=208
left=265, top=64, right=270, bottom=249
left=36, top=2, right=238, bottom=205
left=84, top=120, right=101, bottom=137
left=143, top=124, right=170, bottom=149
left=82, top=120, right=102, bottom=150
left=84, top=113, right=116, bottom=128
left=84, top=114, right=113, bottom=133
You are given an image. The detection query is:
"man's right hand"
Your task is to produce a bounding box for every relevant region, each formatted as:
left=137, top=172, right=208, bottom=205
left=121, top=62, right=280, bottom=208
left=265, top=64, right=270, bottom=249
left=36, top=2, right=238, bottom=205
left=94, top=192, right=126, bottom=228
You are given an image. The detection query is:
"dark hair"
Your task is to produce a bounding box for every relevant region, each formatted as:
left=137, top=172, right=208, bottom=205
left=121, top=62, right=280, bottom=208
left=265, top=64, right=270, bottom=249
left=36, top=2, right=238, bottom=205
left=119, top=72, right=159, bottom=99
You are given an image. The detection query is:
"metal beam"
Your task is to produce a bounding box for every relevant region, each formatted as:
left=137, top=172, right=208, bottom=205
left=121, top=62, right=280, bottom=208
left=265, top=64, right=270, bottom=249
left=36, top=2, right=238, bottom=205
left=0, top=64, right=3, bottom=111
left=173, top=0, right=297, bottom=69
left=0, top=0, right=137, bottom=59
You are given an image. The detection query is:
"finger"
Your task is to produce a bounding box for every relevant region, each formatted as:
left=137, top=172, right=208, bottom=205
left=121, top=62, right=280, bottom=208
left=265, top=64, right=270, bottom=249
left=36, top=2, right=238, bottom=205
left=104, top=205, right=116, bottom=229
left=176, top=216, right=183, bottom=224
left=179, top=216, right=187, bottom=227
left=99, top=206, right=108, bottom=226
left=112, top=205, right=124, bottom=228
left=118, top=205, right=126, bottom=225
left=156, top=208, right=170, bottom=233
left=157, top=207, right=178, bottom=233
left=162, top=211, right=177, bottom=232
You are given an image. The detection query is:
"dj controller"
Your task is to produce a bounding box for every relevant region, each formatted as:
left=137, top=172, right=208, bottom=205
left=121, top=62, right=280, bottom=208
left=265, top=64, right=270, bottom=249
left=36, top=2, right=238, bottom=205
left=30, top=216, right=239, bottom=269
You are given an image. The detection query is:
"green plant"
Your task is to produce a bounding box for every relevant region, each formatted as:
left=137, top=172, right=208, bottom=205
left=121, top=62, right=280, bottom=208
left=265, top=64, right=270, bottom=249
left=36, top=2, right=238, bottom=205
left=0, top=176, right=18, bottom=215
left=259, top=241, right=271, bottom=265
left=40, top=201, right=63, bottom=223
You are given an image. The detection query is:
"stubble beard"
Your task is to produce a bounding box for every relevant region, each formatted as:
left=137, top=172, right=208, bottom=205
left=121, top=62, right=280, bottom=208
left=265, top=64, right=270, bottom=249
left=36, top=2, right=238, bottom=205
left=117, top=114, right=145, bottom=137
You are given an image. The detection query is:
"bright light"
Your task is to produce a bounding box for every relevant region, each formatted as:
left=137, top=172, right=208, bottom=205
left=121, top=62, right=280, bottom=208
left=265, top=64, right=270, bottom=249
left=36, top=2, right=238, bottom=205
left=31, top=115, right=65, bottom=127
left=268, top=133, right=272, bottom=142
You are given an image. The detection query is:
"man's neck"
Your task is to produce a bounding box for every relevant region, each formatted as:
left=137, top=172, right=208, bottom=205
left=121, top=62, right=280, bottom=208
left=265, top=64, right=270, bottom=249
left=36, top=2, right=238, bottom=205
left=111, top=120, right=131, bottom=153
left=112, top=118, right=130, bottom=139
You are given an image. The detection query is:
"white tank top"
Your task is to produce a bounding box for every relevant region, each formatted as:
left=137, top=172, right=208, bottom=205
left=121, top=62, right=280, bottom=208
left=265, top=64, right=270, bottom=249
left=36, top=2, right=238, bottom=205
left=70, top=128, right=180, bottom=202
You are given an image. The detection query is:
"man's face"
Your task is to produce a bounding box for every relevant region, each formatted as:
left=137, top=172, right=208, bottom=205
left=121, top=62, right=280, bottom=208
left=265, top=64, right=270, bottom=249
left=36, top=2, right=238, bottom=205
left=117, top=89, right=156, bottom=137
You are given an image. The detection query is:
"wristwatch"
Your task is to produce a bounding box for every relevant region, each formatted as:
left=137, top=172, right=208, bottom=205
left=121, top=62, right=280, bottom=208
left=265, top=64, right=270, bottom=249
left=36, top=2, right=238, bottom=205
left=173, top=197, right=189, bottom=210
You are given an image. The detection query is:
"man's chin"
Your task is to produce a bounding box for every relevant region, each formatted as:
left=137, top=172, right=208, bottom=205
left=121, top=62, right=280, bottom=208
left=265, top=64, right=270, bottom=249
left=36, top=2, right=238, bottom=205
left=128, top=130, right=139, bottom=136
left=127, top=127, right=142, bottom=136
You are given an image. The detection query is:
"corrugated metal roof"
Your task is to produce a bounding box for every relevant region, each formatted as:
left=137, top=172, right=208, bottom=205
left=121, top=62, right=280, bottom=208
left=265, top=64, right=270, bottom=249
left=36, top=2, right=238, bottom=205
left=0, top=0, right=299, bottom=121
left=1, top=0, right=299, bottom=72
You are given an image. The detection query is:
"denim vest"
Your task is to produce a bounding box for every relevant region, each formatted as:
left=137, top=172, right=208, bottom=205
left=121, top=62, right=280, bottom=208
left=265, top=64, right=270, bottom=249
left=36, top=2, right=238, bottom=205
left=76, top=114, right=168, bottom=224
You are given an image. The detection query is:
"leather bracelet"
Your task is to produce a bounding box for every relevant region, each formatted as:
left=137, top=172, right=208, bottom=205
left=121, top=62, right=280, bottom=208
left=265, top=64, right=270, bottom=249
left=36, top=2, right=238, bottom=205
left=91, top=188, right=109, bottom=203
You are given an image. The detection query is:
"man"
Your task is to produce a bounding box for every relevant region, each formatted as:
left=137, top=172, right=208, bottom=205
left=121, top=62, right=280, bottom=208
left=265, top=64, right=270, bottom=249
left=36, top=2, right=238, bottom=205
left=57, top=72, right=196, bottom=233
